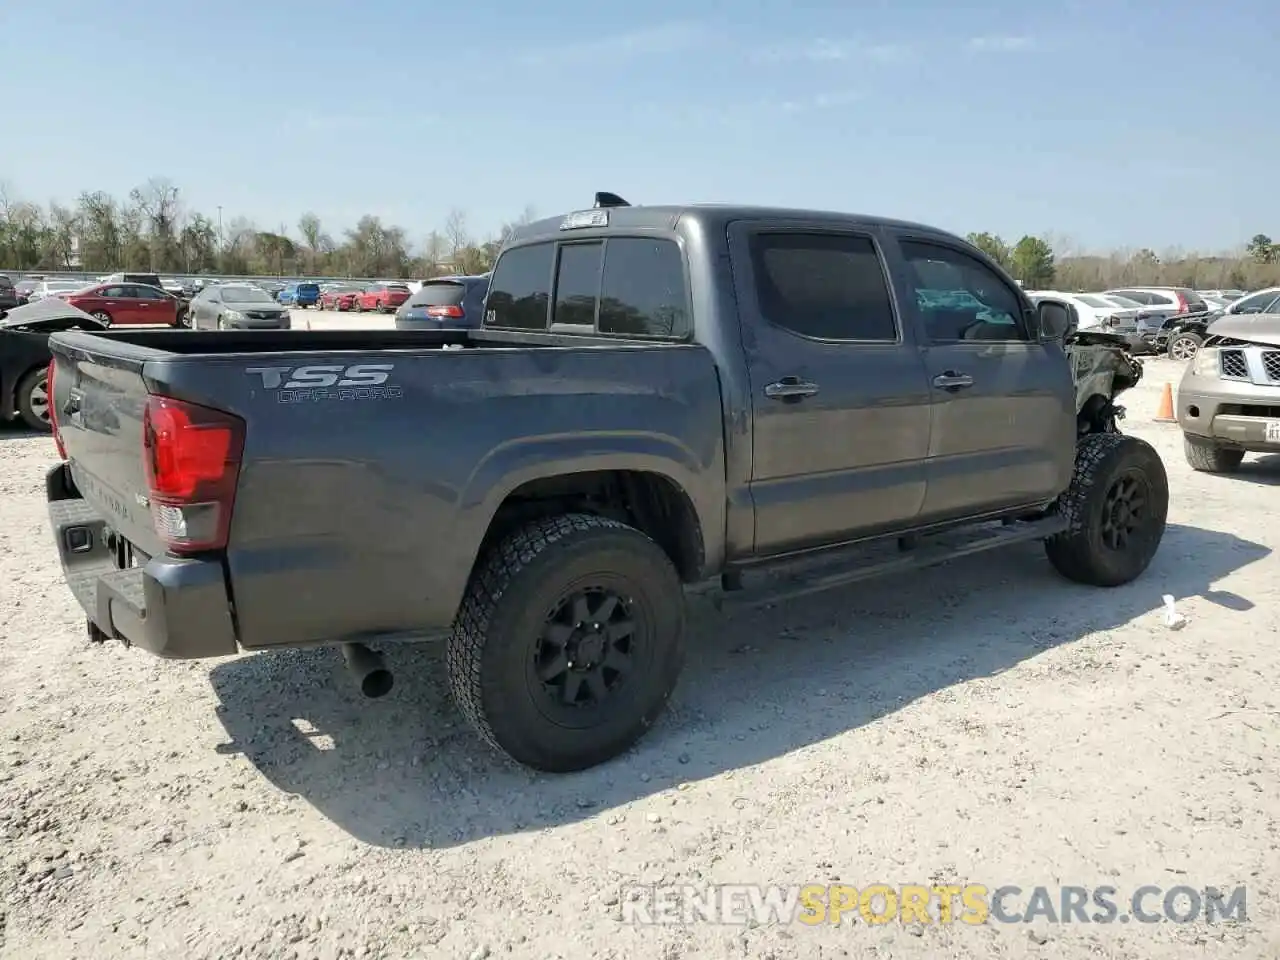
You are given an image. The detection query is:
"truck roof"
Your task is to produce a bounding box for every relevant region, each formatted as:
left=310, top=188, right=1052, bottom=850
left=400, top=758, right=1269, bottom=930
left=505, top=200, right=958, bottom=248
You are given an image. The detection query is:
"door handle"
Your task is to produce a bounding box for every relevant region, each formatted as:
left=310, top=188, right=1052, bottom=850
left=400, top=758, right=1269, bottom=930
left=932, top=372, right=974, bottom=391
left=764, top=377, right=820, bottom=401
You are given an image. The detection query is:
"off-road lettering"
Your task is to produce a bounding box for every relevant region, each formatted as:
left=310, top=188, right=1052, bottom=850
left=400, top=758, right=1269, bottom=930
left=246, top=363, right=394, bottom=390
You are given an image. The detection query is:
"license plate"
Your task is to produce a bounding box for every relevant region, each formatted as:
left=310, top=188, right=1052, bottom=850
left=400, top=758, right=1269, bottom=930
left=1267, top=421, right=1280, bottom=443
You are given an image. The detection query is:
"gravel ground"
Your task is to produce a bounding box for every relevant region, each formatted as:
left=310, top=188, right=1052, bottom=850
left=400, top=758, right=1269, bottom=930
left=2, top=356, right=1278, bottom=960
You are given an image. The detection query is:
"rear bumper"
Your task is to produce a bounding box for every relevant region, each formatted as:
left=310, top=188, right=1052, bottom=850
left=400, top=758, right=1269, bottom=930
left=46, top=463, right=240, bottom=659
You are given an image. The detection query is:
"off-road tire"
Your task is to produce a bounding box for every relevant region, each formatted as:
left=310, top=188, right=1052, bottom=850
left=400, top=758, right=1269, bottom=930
left=447, top=513, right=685, bottom=772
left=1182, top=435, right=1244, bottom=473
left=1044, top=433, right=1168, bottom=587
left=1168, top=332, right=1203, bottom=361
left=16, top=368, right=51, bottom=431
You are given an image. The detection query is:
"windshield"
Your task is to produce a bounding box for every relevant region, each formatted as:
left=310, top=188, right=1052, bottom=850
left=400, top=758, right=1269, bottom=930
left=221, top=286, right=275, bottom=303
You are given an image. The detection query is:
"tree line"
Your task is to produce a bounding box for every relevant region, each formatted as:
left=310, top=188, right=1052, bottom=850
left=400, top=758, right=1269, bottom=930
left=0, top=177, right=536, bottom=280
left=2, top=176, right=1279, bottom=290
left=965, top=231, right=1280, bottom=292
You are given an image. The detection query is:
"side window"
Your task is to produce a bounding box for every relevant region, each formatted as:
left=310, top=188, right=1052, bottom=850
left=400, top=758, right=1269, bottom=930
left=1148, top=292, right=1175, bottom=306
left=552, top=242, right=603, bottom=327
left=1231, top=291, right=1279, bottom=314
left=898, top=239, right=1028, bottom=342
left=135, top=286, right=163, bottom=300
left=598, top=238, right=690, bottom=337
left=102, top=285, right=127, bottom=298
left=485, top=242, right=555, bottom=329
left=747, top=232, right=898, bottom=341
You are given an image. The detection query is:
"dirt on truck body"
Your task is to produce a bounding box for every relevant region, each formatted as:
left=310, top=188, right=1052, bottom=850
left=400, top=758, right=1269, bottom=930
left=42, top=193, right=1167, bottom=772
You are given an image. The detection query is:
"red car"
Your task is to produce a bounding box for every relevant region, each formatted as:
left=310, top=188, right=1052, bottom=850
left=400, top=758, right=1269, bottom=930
left=319, top=285, right=363, bottom=311
left=62, top=282, right=182, bottom=327
left=355, top=282, right=411, bottom=313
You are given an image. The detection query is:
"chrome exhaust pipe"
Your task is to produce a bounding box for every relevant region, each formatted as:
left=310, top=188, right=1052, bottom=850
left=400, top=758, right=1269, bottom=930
left=341, top=643, right=394, bottom=699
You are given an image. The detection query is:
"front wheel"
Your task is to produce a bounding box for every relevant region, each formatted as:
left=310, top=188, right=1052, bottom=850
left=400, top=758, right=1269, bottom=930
left=1168, top=332, right=1203, bottom=361
left=1183, top=435, right=1244, bottom=473
left=1044, top=433, right=1169, bottom=587
left=16, top=368, right=52, bottom=431
left=447, top=513, right=686, bottom=773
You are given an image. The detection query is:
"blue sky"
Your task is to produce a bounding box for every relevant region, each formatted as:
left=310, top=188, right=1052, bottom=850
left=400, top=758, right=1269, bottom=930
left=4, top=0, right=1275, bottom=253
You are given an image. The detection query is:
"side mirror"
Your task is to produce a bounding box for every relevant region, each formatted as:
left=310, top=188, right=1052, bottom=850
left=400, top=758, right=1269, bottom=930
left=1037, top=301, right=1075, bottom=340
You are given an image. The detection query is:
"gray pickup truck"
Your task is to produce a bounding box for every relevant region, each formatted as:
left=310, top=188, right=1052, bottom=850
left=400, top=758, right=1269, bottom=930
left=43, top=195, right=1167, bottom=772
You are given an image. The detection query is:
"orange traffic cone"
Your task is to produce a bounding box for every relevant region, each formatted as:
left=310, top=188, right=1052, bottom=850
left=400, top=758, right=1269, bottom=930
left=1154, top=382, right=1175, bottom=423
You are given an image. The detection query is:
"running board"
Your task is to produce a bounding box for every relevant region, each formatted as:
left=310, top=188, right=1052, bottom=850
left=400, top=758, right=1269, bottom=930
left=716, top=515, right=1068, bottom=609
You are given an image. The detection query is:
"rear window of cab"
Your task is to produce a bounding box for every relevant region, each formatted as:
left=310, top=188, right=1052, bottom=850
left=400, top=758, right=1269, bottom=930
left=484, top=237, right=690, bottom=338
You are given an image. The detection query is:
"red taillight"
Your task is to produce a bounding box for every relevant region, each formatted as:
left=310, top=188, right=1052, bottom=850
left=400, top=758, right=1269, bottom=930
left=48, top=360, right=67, bottom=459
left=142, top=396, right=245, bottom=554
left=1175, top=292, right=1189, bottom=313
left=425, top=305, right=465, bottom=318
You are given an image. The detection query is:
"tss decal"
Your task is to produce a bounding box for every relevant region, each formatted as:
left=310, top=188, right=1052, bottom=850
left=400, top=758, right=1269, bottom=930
left=245, top=363, right=403, bottom=403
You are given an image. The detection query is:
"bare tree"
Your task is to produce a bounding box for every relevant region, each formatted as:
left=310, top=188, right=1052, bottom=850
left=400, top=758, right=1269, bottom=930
left=443, top=209, right=470, bottom=255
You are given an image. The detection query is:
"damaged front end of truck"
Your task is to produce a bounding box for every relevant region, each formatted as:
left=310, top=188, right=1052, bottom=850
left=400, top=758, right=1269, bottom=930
left=1064, top=330, right=1145, bottom=435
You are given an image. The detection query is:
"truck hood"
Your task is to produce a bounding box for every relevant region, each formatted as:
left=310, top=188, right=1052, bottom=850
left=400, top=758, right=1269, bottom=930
left=1206, top=312, right=1280, bottom=347
left=0, top=297, right=107, bottom=331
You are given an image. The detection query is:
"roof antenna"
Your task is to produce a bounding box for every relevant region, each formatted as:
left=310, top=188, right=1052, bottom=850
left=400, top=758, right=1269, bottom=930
left=594, top=191, right=630, bottom=208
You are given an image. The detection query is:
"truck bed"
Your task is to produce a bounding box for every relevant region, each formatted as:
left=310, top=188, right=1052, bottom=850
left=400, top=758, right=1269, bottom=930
left=47, top=327, right=728, bottom=655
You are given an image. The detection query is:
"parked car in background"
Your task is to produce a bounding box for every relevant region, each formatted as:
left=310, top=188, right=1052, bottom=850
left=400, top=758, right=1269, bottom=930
left=1217, top=286, right=1280, bottom=317
left=27, top=280, right=92, bottom=303
left=13, top=278, right=40, bottom=305
left=1197, top=289, right=1246, bottom=302
left=395, top=274, right=490, bottom=329
left=0, top=275, right=18, bottom=311
left=1026, top=291, right=1140, bottom=331
left=278, top=281, right=321, bottom=308
left=62, top=282, right=185, bottom=327
left=188, top=283, right=292, bottom=330
left=104, top=272, right=164, bottom=289
left=1, top=299, right=106, bottom=430
left=1104, top=287, right=1208, bottom=321
left=319, top=284, right=365, bottom=311
left=1176, top=311, right=1280, bottom=473
left=1198, top=294, right=1232, bottom=312
left=355, top=282, right=411, bottom=313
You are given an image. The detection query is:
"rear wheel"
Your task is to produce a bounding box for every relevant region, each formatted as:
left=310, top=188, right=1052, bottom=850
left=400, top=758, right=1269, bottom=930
left=448, top=513, right=686, bottom=772
left=90, top=310, right=111, bottom=326
left=1183, top=435, right=1245, bottom=473
left=1045, top=433, right=1168, bottom=587
left=16, top=368, right=52, bottom=431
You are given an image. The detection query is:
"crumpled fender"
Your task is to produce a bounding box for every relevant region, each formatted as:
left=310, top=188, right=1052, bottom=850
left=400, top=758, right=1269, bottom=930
left=1063, top=331, right=1143, bottom=414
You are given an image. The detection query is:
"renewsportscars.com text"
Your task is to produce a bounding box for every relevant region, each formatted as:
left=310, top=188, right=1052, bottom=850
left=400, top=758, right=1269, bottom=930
left=619, top=883, right=1248, bottom=926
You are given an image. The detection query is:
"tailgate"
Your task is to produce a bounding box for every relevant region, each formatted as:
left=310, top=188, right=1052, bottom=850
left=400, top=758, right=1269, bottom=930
left=49, top=336, right=165, bottom=557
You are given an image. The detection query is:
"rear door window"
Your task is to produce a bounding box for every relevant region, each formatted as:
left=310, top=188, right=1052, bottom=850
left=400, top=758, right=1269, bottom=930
left=598, top=238, right=690, bottom=337
left=485, top=242, right=555, bottom=329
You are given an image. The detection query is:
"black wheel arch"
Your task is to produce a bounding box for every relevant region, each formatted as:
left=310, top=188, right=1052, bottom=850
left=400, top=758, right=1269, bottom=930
left=474, top=469, right=708, bottom=587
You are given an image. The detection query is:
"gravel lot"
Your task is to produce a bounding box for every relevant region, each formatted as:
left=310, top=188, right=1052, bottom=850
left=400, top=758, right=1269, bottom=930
left=2, top=351, right=1278, bottom=960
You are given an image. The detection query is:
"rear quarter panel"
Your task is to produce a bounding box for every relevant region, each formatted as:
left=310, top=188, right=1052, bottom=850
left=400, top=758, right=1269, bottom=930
left=149, top=343, right=727, bottom=649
